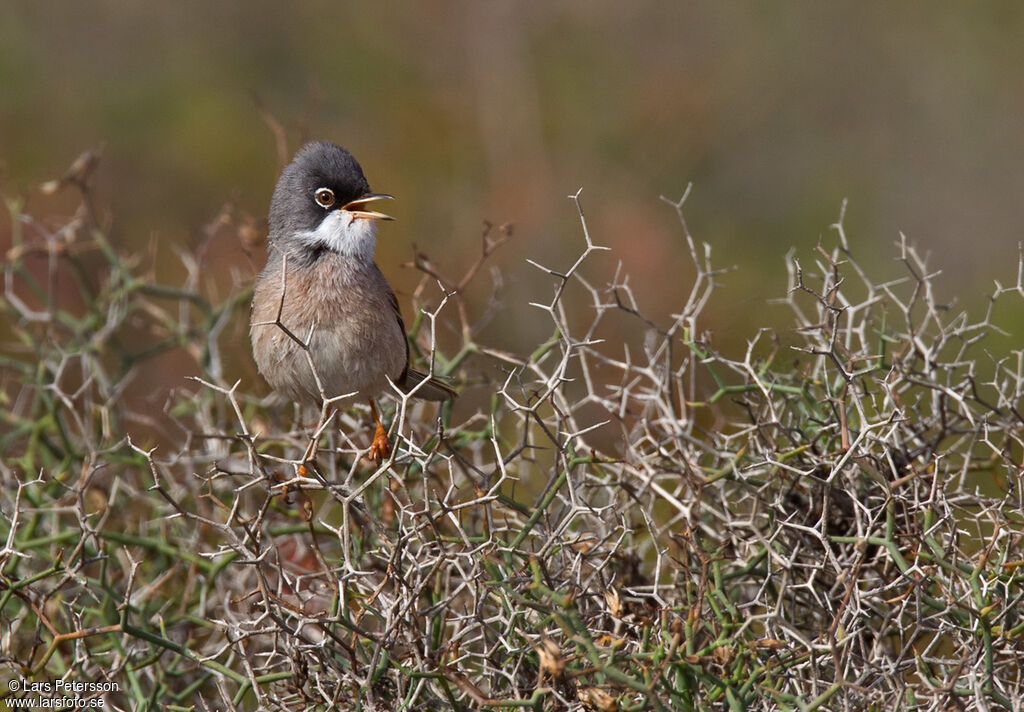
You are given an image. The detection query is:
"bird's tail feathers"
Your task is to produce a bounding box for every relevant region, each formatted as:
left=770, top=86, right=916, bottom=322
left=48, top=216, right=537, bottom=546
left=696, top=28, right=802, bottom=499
left=400, top=368, right=456, bottom=401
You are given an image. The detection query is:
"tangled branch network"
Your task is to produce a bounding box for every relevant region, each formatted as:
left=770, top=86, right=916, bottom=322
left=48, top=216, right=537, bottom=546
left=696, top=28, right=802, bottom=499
left=2, top=157, right=1024, bottom=711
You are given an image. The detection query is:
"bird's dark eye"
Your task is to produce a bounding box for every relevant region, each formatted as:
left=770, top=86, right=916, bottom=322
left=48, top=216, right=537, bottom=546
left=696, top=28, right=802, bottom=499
left=314, top=188, right=336, bottom=208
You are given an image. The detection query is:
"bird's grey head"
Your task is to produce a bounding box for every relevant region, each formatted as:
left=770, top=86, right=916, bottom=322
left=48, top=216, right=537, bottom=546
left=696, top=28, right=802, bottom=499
left=268, top=142, right=393, bottom=263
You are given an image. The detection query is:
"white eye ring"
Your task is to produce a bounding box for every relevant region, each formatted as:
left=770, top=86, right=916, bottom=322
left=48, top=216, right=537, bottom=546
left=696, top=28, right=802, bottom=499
left=314, top=188, right=335, bottom=208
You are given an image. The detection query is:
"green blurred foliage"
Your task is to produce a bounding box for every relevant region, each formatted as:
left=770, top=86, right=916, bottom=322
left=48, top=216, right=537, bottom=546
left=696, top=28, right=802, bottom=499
left=3, top=2, right=1022, bottom=377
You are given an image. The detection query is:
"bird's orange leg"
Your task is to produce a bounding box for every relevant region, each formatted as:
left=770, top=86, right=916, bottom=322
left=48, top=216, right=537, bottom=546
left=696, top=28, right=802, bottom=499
left=368, top=399, right=390, bottom=462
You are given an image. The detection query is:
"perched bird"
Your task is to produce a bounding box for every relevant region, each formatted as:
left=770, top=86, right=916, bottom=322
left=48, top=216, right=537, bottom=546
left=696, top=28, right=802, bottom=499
left=250, top=142, right=454, bottom=460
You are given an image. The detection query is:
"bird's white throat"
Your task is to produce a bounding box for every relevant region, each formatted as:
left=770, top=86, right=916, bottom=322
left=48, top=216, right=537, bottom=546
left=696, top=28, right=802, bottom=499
left=298, top=210, right=378, bottom=260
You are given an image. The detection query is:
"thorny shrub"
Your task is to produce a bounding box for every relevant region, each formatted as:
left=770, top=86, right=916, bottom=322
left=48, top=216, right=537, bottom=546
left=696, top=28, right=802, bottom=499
left=1, top=153, right=1024, bottom=711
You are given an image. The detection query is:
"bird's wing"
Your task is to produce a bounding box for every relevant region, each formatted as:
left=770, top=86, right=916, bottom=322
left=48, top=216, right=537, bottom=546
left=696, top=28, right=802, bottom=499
left=383, top=278, right=455, bottom=402
left=384, top=283, right=411, bottom=382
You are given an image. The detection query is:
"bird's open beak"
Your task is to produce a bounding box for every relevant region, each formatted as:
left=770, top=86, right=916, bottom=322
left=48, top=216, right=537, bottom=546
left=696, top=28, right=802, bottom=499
left=342, top=193, right=395, bottom=221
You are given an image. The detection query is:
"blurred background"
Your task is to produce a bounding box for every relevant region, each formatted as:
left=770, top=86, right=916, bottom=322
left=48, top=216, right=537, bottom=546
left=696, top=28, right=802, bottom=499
left=3, top=2, right=1023, bottom=394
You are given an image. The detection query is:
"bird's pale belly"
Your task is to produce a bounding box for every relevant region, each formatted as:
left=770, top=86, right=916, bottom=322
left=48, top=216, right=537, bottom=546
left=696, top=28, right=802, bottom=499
left=250, top=254, right=405, bottom=404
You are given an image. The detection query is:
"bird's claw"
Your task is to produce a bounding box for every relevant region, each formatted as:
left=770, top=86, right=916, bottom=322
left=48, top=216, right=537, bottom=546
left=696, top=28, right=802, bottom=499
left=370, top=421, right=390, bottom=462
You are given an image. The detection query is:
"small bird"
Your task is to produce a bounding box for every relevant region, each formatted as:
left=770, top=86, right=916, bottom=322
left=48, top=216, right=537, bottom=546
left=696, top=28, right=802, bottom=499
left=250, top=142, right=454, bottom=460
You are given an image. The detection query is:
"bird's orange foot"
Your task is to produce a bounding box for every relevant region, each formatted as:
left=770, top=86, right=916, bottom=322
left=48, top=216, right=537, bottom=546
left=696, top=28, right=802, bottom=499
left=369, top=420, right=390, bottom=462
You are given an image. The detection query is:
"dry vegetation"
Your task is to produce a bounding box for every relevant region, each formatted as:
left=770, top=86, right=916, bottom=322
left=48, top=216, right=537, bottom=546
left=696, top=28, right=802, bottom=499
left=2, top=156, right=1024, bottom=711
